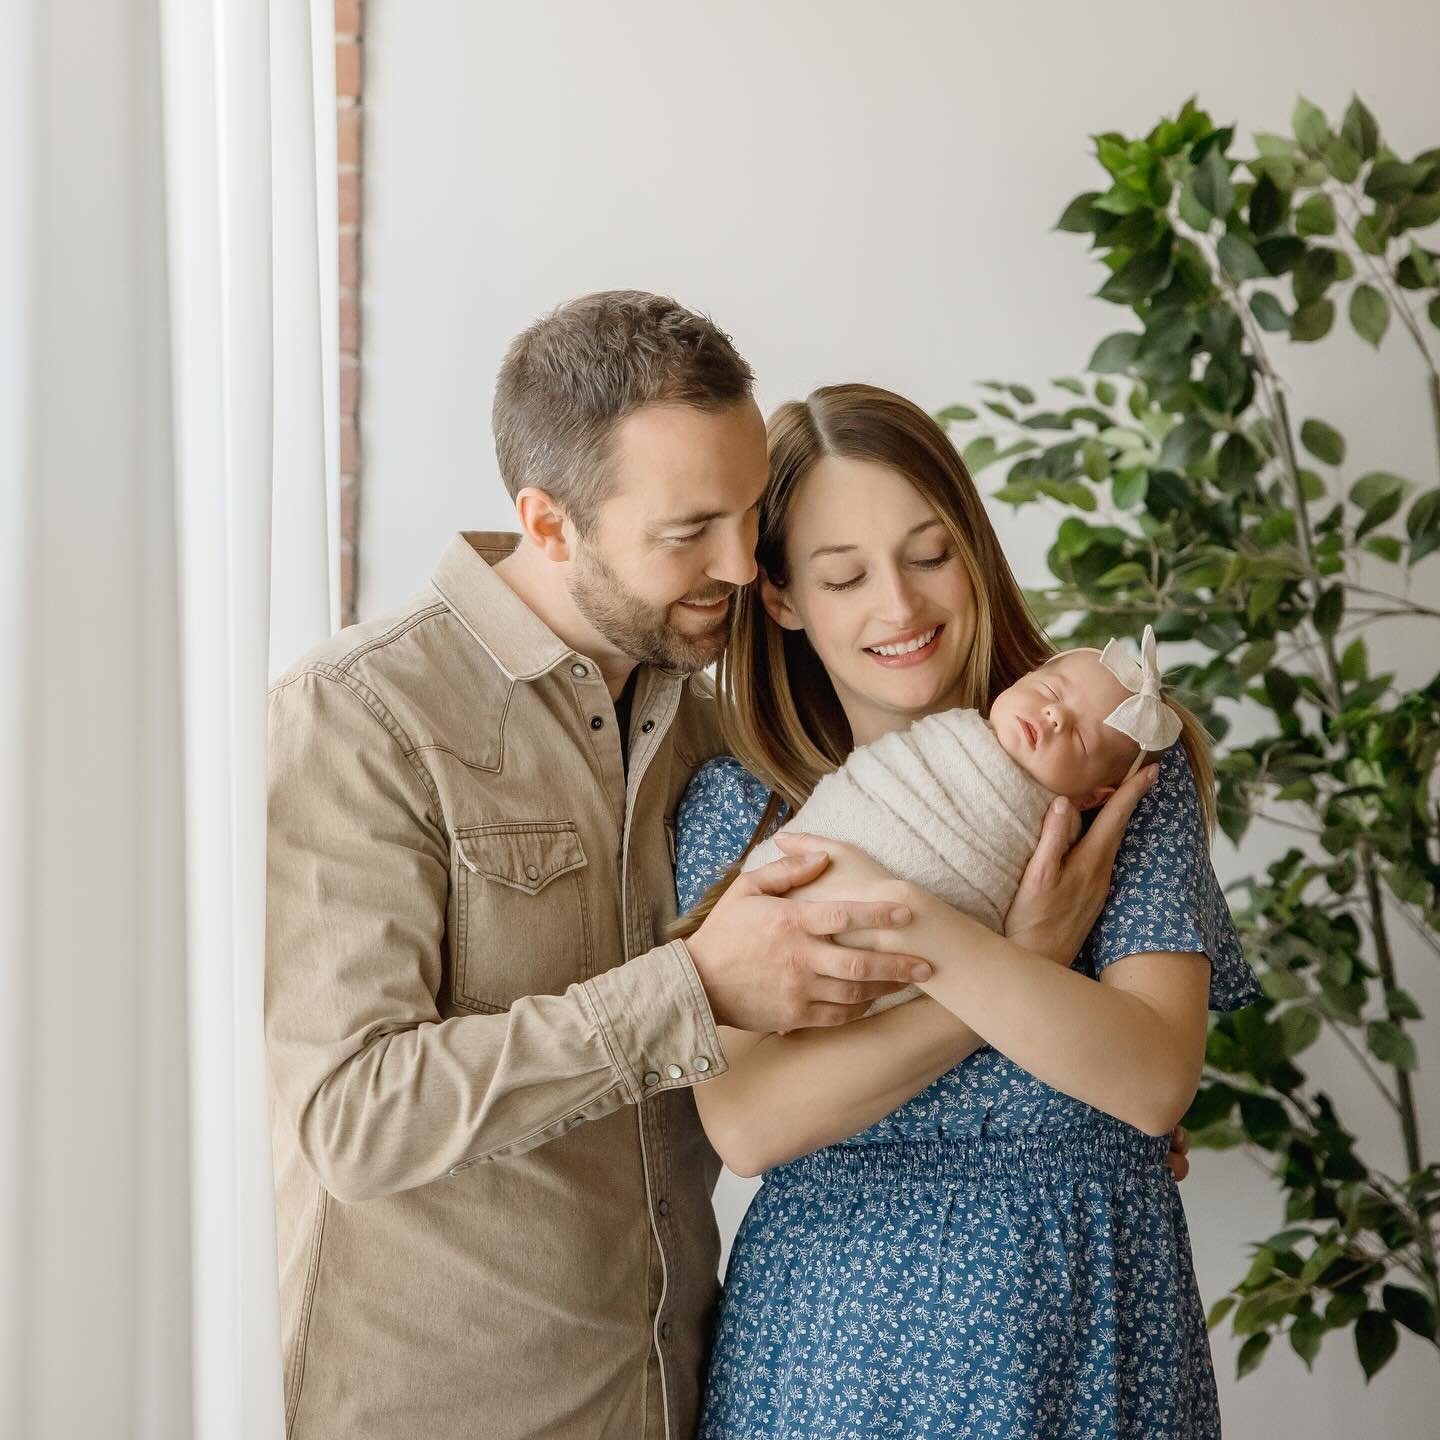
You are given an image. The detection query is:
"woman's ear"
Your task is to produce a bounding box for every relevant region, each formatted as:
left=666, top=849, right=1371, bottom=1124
left=757, top=569, right=805, bottom=632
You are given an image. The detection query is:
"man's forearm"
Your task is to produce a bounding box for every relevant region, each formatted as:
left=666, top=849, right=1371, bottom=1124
left=282, top=941, right=726, bottom=1202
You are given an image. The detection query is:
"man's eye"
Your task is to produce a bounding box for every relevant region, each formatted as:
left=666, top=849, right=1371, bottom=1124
left=665, top=530, right=705, bottom=545
left=819, top=575, right=864, bottom=593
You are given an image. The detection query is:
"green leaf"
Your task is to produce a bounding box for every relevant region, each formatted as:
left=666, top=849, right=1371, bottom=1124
left=1350, top=471, right=1413, bottom=537
left=1295, top=193, right=1336, bottom=237
left=1099, top=245, right=1175, bottom=304
left=1406, top=487, right=1440, bottom=564
left=1218, top=232, right=1269, bottom=282
left=1323, top=135, right=1362, bottom=184
left=1089, top=332, right=1142, bottom=373
left=1278, top=1006, right=1322, bottom=1056
left=1349, top=283, right=1390, bottom=346
left=1366, top=1019, right=1417, bottom=1070
left=1431, top=297, right=1440, bottom=330
left=935, top=404, right=977, bottom=424
left=1056, top=516, right=1095, bottom=558
left=1207, top=1295, right=1237, bottom=1330
left=1096, top=561, right=1148, bottom=589
left=1293, top=246, right=1339, bottom=305
left=1355, top=1311, right=1398, bottom=1381
left=1159, top=416, right=1211, bottom=471
left=1313, top=585, right=1344, bottom=635
left=1386, top=989, right=1423, bottom=1021
left=1264, top=667, right=1300, bottom=712
left=1366, top=159, right=1432, bottom=203
left=962, top=436, right=999, bottom=473
left=1250, top=292, right=1291, bottom=332
left=1056, top=191, right=1103, bottom=233
left=1354, top=213, right=1389, bottom=255
left=1341, top=96, right=1379, bottom=161
left=1112, top=468, right=1149, bottom=509
left=1362, top=535, right=1403, bottom=562
left=1290, top=1311, right=1324, bottom=1369
left=1300, top=419, right=1345, bottom=465
left=1292, top=299, right=1335, bottom=342
left=1382, top=1284, right=1437, bottom=1340
left=1247, top=173, right=1285, bottom=236
left=1340, top=637, right=1368, bottom=681
left=1193, top=145, right=1234, bottom=219
left=1293, top=97, right=1330, bottom=153
left=1237, top=1331, right=1271, bottom=1379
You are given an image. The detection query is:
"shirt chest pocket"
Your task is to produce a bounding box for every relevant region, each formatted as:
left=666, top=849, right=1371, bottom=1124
left=451, top=820, right=593, bottom=1012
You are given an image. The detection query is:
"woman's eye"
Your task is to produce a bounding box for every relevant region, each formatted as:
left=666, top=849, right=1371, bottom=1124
left=819, top=574, right=864, bottom=593
left=912, top=551, right=954, bottom=569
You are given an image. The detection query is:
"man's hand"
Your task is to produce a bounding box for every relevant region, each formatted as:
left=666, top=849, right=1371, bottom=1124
left=1005, top=764, right=1159, bottom=967
left=1167, top=1124, right=1191, bottom=1181
left=685, top=848, right=933, bottom=1032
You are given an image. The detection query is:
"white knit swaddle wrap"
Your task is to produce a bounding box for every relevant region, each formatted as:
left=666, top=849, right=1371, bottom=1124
left=741, top=709, right=1055, bottom=1015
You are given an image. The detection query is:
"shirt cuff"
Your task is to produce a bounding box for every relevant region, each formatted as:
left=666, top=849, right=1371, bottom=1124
left=581, top=939, right=728, bottom=1103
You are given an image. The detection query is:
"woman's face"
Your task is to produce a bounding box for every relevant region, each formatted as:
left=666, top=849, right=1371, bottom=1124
left=762, top=454, right=979, bottom=747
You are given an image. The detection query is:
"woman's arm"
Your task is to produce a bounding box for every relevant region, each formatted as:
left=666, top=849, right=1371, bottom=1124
left=692, top=776, right=1156, bottom=1173
left=772, top=815, right=1212, bottom=1138
left=697, top=999, right=981, bottom=1178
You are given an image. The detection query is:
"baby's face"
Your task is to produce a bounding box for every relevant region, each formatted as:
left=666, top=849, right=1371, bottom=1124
left=989, top=650, right=1142, bottom=808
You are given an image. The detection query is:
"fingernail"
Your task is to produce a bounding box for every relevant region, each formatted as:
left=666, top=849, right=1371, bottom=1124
left=1053, top=797, right=1071, bottom=816
left=1147, top=764, right=1160, bottom=784
left=889, top=906, right=912, bottom=926
left=911, top=963, right=933, bottom=982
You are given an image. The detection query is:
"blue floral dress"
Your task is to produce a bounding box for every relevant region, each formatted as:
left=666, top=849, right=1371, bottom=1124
left=676, top=743, right=1260, bottom=1440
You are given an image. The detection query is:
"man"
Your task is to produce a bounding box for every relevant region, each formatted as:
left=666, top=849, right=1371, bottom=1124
left=265, top=291, right=933, bottom=1439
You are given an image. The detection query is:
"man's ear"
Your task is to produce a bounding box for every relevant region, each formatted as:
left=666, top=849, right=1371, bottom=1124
left=758, top=569, right=804, bottom=632
left=513, top=487, right=574, bottom=562
left=1072, top=784, right=1117, bottom=812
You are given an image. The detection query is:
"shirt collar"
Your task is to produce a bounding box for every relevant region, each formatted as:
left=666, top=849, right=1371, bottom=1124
left=430, top=531, right=691, bottom=689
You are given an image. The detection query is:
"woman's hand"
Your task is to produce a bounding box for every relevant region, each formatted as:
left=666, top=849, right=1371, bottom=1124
left=1167, top=1124, right=1191, bottom=1182
left=1004, top=765, right=1160, bottom=968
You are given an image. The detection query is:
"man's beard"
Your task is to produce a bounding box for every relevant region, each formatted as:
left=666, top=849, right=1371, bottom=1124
left=569, top=542, right=734, bottom=673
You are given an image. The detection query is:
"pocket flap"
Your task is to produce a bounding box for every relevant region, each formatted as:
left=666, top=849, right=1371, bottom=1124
left=455, top=821, right=587, bottom=895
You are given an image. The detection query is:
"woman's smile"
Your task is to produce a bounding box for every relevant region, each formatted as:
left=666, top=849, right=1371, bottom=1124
left=863, top=623, right=944, bottom=668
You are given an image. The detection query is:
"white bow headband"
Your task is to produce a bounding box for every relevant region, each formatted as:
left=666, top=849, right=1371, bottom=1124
left=1098, top=624, right=1182, bottom=778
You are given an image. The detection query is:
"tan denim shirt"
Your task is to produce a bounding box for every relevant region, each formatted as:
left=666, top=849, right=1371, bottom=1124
left=266, top=533, right=730, bottom=1440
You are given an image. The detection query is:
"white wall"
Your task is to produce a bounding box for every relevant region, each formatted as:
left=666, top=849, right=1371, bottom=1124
left=359, top=3, right=1440, bottom=1433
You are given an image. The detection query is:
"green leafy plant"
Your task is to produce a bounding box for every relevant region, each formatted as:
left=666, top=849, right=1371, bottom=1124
left=940, top=96, right=1440, bottom=1383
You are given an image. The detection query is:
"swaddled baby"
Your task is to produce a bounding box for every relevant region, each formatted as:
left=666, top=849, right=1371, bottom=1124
left=741, top=627, right=1186, bottom=1014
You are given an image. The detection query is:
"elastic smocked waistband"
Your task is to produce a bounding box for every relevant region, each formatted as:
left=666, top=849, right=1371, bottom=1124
left=764, top=1124, right=1172, bottom=1191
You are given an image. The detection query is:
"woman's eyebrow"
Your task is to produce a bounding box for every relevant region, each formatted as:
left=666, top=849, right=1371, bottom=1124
left=807, top=517, right=943, bottom=562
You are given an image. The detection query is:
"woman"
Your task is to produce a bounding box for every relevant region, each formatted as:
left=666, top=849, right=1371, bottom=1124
left=674, top=384, right=1259, bottom=1439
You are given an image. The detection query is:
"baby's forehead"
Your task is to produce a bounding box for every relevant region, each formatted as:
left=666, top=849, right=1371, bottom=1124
left=1037, top=648, right=1104, bottom=677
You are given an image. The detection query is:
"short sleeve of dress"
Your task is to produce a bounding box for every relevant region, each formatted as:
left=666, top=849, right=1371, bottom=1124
left=1080, top=743, right=1261, bottom=1013
left=674, top=756, right=780, bottom=916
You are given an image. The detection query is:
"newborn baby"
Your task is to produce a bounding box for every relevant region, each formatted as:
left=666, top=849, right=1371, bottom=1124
left=740, top=628, right=1184, bottom=1014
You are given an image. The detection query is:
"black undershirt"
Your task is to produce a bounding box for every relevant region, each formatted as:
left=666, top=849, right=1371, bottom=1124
left=614, top=668, right=639, bottom=774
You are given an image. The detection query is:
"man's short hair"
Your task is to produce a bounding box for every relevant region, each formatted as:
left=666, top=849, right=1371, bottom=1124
left=492, top=290, right=756, bottom=532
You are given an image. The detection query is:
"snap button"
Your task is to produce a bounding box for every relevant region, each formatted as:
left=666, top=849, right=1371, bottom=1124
left=590, top=716, right=604, bottom=730
left=693, top=1056, right=711, bottom=1073
left=643, top=1071, right=661, bottom=1087
left=641, top=719, right=655, bottom=733
left=525, top=864, right=540, bottom=881
left=571, top=662, right=588, bottom=678
left=657, top=1199, right=670, bottom=1216
left=666, top=1063, right=683, bottom=1080
left=660, top=1321, right=673, bottom=1341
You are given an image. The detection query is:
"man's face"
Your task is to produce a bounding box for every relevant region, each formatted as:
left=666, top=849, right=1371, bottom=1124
left=569, top=400, right=768, bottom=671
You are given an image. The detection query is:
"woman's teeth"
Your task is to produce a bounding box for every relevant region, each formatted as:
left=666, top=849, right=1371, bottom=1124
left=866, top=626, right=938, bottom=657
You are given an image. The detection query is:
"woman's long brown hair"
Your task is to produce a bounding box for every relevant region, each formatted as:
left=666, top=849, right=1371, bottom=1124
left=671, top=383, right=1214, bottom=938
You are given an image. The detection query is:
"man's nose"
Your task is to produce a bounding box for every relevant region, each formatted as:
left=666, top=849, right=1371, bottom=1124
left=709, top=525, right=758, bottom=588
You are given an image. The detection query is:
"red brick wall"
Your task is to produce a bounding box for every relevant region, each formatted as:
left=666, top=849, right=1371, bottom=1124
left=336, top=0, right=363, bottom=625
